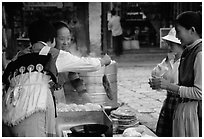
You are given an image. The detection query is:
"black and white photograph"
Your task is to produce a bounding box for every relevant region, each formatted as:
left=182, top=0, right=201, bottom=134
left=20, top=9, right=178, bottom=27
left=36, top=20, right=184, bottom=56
left=1, top=1, right=202, bottom=137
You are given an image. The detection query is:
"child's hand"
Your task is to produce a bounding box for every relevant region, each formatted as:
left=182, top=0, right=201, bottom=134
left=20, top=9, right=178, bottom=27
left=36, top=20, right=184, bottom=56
left=166, top=52, right=175, bottom=62
left=150, top=77, right=170, bottom=90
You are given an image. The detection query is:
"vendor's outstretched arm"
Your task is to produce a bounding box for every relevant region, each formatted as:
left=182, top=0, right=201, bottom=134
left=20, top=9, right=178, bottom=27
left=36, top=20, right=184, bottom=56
left=33, top=43, right=111, bottom=73
left=55, top=49, right=110, bottom=73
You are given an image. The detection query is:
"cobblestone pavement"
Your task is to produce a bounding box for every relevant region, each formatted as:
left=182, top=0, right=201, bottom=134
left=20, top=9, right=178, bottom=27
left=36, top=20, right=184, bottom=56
left=112, top=52, right=168, bottom=132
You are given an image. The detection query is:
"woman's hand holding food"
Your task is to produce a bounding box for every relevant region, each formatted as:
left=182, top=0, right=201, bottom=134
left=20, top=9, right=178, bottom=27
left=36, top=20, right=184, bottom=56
left=149, top=77, right=170, bottom=90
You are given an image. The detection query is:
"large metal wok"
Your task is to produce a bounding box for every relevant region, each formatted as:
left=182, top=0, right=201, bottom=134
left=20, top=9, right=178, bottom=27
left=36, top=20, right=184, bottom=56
left=69, top=124, right=109, bottom=137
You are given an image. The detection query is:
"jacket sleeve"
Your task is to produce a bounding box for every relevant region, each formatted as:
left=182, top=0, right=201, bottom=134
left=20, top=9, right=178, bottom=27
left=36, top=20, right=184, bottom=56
left=33, top=44, right=102, bottom=73
left=55, top=50, right=102, bottom=73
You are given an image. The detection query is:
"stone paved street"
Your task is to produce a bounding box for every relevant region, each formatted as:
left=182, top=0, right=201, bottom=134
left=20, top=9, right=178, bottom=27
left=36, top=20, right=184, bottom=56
left=111, top=50, right=168, bottom=132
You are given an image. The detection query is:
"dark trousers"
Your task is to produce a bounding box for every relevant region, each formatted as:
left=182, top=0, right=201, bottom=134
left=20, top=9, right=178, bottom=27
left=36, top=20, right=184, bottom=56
left=112, top=35, right=123, bottom=56
left=199, top=118, right=202, bottom=137
left=198, top=100, right=202, bottom=137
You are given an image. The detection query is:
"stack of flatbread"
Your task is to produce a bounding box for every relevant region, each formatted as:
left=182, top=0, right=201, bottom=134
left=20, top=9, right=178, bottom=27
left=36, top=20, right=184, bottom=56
left=110, top=105, right=139, bottom=132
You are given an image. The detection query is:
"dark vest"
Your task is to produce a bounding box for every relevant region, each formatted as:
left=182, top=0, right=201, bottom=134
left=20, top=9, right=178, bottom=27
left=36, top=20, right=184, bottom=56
left=179, top=42, right=202, bottom=86
left=178, top=41, right=202, bottom=119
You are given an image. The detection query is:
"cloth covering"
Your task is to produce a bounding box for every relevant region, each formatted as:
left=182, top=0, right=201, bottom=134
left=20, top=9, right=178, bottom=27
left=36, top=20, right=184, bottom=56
left=2, top=44, right=57, bottom=136
left=2, top=72, right=56, bottom=136
left=173, top=101, right=199, bottom=136
left=156, top=93, right=180, bottom=137
left=2, top=72, right=49, bottom=125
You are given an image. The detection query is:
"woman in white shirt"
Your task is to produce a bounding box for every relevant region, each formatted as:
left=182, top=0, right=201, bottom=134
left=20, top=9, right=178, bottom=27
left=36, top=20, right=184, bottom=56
left=52, top=21, right=91, bottom=104
left=2, top=19, right=111, bottom=137
left=149, top=27, right=183, bottom=137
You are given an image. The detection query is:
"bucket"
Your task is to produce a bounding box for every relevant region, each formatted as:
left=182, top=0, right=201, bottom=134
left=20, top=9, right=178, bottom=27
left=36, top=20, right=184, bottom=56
left=131, top=40, right=140, bottom=49
left=122, top=40, right=131, bottom=50
left=79, top=61, right=118, bottom=107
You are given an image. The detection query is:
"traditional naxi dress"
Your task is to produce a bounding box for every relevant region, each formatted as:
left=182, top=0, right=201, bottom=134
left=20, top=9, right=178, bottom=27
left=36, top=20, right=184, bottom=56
left=2, top=42, right=102, bottom=136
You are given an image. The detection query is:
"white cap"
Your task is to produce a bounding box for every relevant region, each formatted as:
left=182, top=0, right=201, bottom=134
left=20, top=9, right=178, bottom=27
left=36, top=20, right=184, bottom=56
left=162, top=27, right=181, bottom=44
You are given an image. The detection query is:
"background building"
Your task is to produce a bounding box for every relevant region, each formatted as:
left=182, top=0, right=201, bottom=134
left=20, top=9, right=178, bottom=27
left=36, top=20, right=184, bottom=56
left=2, top=2, right=202, bottom=59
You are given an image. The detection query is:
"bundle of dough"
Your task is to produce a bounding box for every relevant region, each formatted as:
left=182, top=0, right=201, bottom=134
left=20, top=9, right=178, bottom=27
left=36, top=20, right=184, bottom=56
left=122, top=126, right=155, bottom=137
left=57, top=103, right=102, bottom=112
left=123, top=127, right=143, bottom=137
left=122, top=126, right=146, bottom=137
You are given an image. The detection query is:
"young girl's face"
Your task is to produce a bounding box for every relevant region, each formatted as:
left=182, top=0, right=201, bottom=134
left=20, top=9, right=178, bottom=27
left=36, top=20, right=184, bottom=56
left=166, top=41, right=183, bottom=59
left=166, top=41, right=180, bottom=53
left=56, top=27, right=72, bottom=51
left=175, top=24, right=193, bottom=46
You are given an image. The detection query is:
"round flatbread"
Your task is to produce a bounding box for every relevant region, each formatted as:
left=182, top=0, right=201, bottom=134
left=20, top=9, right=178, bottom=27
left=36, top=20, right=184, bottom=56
left=111, top=107, right=136, bottom=118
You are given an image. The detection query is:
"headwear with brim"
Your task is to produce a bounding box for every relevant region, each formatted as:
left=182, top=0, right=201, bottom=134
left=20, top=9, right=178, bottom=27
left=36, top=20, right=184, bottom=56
left=162, top=27, right=181, bottom=44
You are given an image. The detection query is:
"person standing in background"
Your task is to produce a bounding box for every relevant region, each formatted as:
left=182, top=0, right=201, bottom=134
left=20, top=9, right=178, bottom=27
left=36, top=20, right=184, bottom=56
left=108, top=9, right=123, bottom=56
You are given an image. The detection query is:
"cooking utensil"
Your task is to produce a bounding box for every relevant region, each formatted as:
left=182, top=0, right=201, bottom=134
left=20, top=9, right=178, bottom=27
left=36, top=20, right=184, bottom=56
left=102, top=65, right=113, bottom=100
left=70, top=124, right=109, bottom=137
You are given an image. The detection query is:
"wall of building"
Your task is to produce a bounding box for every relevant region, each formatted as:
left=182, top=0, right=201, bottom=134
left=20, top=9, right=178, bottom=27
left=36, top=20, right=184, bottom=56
left=88, top=3, right=102, bottom=57
left=73, top=3, right=90, bottom=56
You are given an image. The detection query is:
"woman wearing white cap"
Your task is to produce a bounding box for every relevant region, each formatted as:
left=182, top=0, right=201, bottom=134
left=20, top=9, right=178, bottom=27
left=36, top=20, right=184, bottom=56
left=149, top=27, right=183, bottom=136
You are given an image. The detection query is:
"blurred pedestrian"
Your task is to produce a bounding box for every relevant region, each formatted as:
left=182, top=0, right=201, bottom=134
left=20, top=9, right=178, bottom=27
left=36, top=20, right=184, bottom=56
left=149, top=27, right=183, bottom=137
left=108, top=9, right=123, bottom=56
left=2, top=19, right=111, bottom=137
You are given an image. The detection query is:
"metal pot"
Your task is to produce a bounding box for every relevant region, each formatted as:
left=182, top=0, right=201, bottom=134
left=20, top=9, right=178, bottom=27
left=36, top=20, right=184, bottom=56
left=70, top=124, right=109, bottom=137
